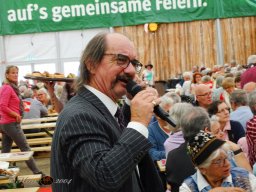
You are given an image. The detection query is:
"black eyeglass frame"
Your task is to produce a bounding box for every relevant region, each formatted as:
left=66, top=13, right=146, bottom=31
left=104, top=53, right=143, bottom=73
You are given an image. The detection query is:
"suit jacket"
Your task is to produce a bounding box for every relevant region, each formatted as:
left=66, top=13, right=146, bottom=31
left=229, top=120, right=245, bottom=144
left=51, top=86, right=164, bottom=192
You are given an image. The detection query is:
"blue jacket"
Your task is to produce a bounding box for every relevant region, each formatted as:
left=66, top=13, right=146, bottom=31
left=148, top=120, right=168, bottom=161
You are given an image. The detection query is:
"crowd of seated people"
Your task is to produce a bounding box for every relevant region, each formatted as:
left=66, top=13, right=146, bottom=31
left=145, top=54, right=256, bottom=191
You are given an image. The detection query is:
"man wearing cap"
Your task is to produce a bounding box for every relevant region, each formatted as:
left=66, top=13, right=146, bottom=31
left=166, top=107, right=209, bottom=192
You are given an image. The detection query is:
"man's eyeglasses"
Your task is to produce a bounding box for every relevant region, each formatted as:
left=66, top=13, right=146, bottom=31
left=104, top=53, right=143, bottom=73
left=196, top=91, right=212, bottom=97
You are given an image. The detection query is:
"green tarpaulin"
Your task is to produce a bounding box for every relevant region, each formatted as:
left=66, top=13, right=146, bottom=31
left=0, top=0, right=255, bottom=35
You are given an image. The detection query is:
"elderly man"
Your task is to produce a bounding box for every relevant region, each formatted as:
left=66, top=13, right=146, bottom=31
left=241, top=55, right=256, bottom=88
left=166, top=107, right=209, bottom=192
left=51, top=32, right=164, bottom=192
left=193, top=84, right=212, bottom=110
left=230, top=89, right=253, bottom=130
left=243, top=82, right=256, bottom=93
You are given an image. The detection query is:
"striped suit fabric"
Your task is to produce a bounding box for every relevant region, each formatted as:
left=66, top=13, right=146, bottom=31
left=50, top=86, right=164, bottom=192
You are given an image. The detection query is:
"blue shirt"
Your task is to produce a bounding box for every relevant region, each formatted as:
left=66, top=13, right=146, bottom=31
left=230, top=106, right=253, bottom=131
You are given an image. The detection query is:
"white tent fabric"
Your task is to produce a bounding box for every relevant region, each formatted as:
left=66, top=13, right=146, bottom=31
left=59, top=29, right=107, bottom=58
left=0, top=28, right=109, bottom=83
left=5, top=32, right=57, bottom=62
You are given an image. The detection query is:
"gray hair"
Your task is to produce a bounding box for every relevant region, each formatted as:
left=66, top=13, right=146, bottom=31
left=249, top=90, right=256, bottom=115
left=38, top=88, right=50, bottom=100
left=181, top=107, right=210, bottom=141
left=23, top=89, right=33, bottom=99
left=198, top=143, right=230, bottom=168
left=168, top=103, right=194, bottom=131
left=201, top=75, right=211, bottom=83
left=209, top=115, right=220, bottom=131
left=247, top=55, right=256, bottom=65
left=75, top=32, right=108, bottom=91
left=159, top=92, right=181, bottom=109
left=230, top=89, right=249, bottom=106
left=215, top=75, right=224, bottom=88
left=183, top=71, right=192, bottom=79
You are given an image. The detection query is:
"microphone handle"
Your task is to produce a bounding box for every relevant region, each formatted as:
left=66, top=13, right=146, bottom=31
left=154, top=106, right=176, bottom=127
left=126, top=80, right=176, bottom=127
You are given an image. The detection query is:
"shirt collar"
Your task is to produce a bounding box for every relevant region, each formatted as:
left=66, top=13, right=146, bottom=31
left=85, top=85, right=118, bottom=117
left=223, top=121, right=231, bottom=131
left=196, top=169, right=232, bottom=191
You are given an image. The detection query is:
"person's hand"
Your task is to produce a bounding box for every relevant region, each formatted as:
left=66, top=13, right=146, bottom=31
left=209, top=187, right=246, bottom=192
left=16, top=114, right=22, bottom=123
left=130, top=87, right=160, bottom=127
left=44, top=81, right=55, bottom=96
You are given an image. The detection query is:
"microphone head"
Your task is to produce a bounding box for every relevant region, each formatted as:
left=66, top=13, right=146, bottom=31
left=126, top=79, right=142, bottom=97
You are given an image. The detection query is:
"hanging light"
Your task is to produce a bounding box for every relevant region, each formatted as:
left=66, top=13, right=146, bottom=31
left=148, top=23, right=158, bottom=32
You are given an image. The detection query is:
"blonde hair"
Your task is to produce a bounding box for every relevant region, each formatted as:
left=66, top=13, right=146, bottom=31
left=4, top=65, right=19, bottom=85
left=222, top=77, right=235, bottom=89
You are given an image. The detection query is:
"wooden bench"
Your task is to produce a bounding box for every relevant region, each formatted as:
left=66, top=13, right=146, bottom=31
left=24, top=131, right=54, bottom=138
left=0, top=117, right=57, bottom=153
left=11, top=146, right=51, bottom=152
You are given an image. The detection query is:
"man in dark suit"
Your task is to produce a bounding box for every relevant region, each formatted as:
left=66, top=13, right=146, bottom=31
left=50, top=32, right=164, bottom=192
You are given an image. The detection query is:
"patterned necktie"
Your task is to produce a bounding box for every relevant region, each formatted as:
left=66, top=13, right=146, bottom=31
left=115, top=107, right=125, bottom=131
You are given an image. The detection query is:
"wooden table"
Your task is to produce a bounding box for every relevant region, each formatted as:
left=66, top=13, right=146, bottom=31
left=0, top=187, right=39, bottom=191
left=0, top=151, right=34, bottom=162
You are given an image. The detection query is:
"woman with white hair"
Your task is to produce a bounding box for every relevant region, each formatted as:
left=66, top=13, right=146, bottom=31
left=164, top=102, right=194, bottom=155
left=37, top=87, right=51, bottom=109
left=181, top=71, right=192, bottom=96
left=148, top=92, right=181, bottom=161
left=180, top=131, right=256, bottom=192
left=208, top=116, right=252, bottom=172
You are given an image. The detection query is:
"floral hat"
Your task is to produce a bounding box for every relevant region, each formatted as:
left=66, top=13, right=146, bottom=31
left=187, top=130, right=226, bottom=166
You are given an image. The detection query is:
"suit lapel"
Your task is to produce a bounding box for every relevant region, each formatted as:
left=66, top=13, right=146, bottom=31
left=77, top=86, right=122, bottom=135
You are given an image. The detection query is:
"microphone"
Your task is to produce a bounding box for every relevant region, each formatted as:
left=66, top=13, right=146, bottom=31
left=126, top=80, right=176, bottom=127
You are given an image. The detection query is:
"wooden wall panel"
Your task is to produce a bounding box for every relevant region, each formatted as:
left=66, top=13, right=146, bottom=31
left=221, top=17, right=256, bottom=66
left=115, top=16, right=256, bottom=80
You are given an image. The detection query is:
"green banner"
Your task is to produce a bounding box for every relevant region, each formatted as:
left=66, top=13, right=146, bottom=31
left=0, top=0, right=256, bottom=35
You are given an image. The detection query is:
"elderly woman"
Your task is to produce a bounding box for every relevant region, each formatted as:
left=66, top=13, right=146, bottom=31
left=180, top=131, right=256, bottom=191
left=37, top=87, right=51, bottom=109
left=164, top=102, right=194, bottom=155
left=208, top=116, right=252, bottom=172
left=148, top=92, right=181, bottom=161
left=208, top=100, right=245, bottom=144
